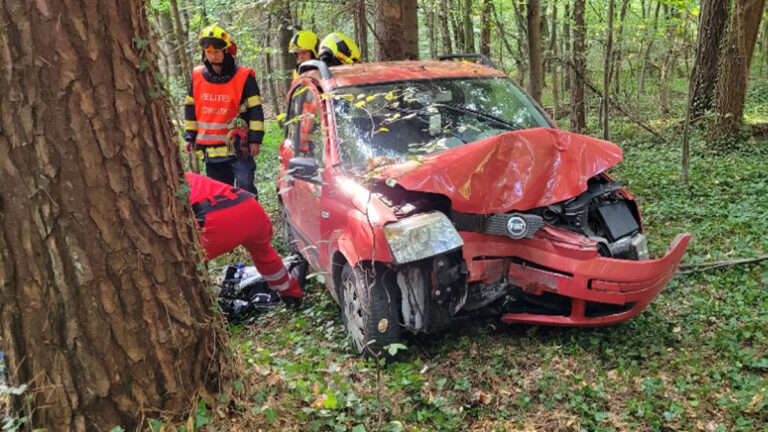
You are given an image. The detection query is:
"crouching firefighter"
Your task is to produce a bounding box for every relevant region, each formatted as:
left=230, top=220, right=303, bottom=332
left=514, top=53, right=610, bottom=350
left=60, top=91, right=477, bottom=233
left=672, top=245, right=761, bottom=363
left=184, top=24, right=264, bottom=197
left=185, top=172, right=304, bottom=304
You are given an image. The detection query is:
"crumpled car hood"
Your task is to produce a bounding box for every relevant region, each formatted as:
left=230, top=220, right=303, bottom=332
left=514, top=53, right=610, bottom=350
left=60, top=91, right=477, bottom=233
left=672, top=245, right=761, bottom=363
left=377, top=128, right=623, bottom=214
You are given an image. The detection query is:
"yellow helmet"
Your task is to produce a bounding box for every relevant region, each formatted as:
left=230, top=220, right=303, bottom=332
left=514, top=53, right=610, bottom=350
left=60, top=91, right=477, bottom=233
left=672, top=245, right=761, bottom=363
left=289, top=30, right=319, bottom=58
left=199, top=24, right=232, bottom=51
left=319, top=32, right=361, bottom=65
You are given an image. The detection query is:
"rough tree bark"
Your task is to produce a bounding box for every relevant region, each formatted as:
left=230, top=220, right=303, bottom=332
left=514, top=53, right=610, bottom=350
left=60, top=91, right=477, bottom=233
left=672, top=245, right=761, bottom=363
left=690, top=0, right=731, bottom=120
left=527, top=0, right=543, bottom=103
left=571, top=0, right=587, bottom=132
left=374, top=0, right=419, bottom=61
left=710, top=0, right=766, bottom=139
left=0, top=0, right=222, bottom=430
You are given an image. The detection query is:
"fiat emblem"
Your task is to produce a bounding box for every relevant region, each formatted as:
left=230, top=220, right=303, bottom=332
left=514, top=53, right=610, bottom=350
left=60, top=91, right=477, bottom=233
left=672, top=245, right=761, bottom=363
left=506, top=216, right=527, bottom=239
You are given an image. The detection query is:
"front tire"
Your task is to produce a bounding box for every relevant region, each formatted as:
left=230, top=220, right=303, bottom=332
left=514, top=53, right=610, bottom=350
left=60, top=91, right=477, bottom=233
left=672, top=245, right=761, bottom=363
left=339, top=263, right=401, bottom=358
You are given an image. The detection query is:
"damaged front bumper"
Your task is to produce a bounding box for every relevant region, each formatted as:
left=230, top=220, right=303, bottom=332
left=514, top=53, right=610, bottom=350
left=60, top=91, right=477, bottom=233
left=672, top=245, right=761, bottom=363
left=460, top=227, right=691, bottom=326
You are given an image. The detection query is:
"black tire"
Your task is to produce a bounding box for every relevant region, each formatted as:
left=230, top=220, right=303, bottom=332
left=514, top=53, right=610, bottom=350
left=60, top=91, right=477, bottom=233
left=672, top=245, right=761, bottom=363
left=339, top=263, right=401, bottom=358
left=281, top=206, right=299, bottom=255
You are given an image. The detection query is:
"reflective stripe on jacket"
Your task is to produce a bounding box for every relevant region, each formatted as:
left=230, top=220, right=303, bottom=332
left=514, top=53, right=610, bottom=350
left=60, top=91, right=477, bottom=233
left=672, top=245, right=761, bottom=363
left=192, top=65, right=253, bottom=145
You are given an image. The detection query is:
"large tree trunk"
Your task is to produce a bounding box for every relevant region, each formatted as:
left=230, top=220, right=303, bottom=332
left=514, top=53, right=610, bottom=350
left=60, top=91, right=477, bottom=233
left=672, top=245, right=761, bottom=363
left=527, top=0, right=543, bottom=103
left=0, top=0, right=222, bottom=430
left=710, top=0, right=766, bottom=139
left=562, top=0, right=571, bottom=95
left=570, top=0, right=587, bottom=132
left=480, top=0, right=492, bottom=57
left=374, top=0, right=419, bottom=60
left=602, top=0, right=615, bottom=140
left=690, top=0, right=731, bottom=119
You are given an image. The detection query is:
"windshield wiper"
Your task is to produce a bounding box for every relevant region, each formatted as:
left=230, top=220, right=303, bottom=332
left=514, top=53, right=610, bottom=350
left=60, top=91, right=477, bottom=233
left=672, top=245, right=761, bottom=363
left=432, top=103, right=521, bottom=131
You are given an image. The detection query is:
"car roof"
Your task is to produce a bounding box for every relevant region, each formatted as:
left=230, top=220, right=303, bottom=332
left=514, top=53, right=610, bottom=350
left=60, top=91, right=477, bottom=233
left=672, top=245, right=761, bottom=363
left=312, top=60, right=508, bottom=89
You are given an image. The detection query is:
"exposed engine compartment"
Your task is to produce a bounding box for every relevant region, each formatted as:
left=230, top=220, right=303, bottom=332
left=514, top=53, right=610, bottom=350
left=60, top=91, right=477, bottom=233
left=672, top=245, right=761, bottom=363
left=375, top=175, right=652, bottom=334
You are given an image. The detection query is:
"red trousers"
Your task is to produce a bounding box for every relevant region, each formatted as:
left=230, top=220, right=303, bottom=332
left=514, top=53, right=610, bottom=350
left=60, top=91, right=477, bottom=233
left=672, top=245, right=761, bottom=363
left=199, top=198, right=302, bottom=298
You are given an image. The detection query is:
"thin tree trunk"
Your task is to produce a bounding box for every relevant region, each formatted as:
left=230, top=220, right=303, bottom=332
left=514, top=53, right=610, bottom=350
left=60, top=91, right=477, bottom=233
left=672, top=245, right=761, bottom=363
left=571, top=0, right=586, bottom=132
left=610, top=0, right=631, bottom=96
left=0, top=0, right=222, bottom=429
left=480, top=0, right=492, bottom=57
left=527, top=0, right=543, bottom=103
left=710, top=0, right=767, bottom=139
left=276, top=0, right=295, bottom=99
left=170, top=0, right=192, bottom=86
left=428, top=1, right=438, bottom=58
left=563, top=0, right=571, bottom=95
left=602, top=0, right=615, bottom=140
left=639, top=0, right=661, bottom=96
left=690, top=0, right=731, bottom=119
left=550, top=1, right=560, bottom=120
left=360, top=0, right=370, bottom=61
left=513, top=0, right=529, bottom=85
left=452, top=1, right=466, bottom=52
left=464, top=0, right=475, bottom=52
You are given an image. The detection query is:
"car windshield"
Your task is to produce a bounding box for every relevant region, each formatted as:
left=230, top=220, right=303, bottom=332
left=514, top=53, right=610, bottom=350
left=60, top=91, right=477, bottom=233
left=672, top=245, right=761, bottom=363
left=332, top=76, right=551, bottom=170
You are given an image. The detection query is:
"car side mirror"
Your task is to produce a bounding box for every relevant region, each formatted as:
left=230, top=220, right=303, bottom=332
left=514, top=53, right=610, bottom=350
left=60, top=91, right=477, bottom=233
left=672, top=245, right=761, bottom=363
left=288, top=157, right=320, bottom=182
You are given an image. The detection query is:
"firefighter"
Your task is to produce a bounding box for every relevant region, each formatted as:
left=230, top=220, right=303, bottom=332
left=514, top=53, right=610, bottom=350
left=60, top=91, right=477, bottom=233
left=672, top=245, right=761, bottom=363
left=184, top=25, right=263, bottom=197
left=289, top=30, right=319, bottom=83
left=185, top=172, right=303, bottom=303
left=317, top=32, right=361, bottom=67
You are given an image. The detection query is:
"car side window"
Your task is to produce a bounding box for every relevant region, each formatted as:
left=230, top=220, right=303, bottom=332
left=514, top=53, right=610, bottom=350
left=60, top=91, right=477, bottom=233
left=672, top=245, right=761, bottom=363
left=298, top=89, right=324, bottom=166
left=285, top=86, right=307, bottom=151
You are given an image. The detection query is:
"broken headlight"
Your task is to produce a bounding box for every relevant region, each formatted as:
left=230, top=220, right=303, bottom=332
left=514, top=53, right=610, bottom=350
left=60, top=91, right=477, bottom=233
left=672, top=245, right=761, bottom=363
left=384, top=211, right=464, bottom=264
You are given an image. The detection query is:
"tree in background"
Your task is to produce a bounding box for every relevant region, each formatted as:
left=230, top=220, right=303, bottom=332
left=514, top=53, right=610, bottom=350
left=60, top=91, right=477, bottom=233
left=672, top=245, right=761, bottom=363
left=690, top=0, right=731, bottom=120
left=375, top=0, right=419, bottom=60
left=527, top=0, right=543, bottom=104
left=570, top=0, right=587, bottom=132
left=710, top=0, right=766, bottom=139
left=0, top=0, right=222, bottom=429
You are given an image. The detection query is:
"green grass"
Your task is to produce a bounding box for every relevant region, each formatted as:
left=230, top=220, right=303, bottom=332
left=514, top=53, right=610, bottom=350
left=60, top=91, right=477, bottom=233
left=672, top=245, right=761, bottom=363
left=193, top=104, right=768, bottom=431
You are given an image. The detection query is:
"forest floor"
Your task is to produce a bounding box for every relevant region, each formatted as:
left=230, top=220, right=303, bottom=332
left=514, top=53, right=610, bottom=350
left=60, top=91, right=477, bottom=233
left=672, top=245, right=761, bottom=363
left=188, top=82, right=768, bottom=432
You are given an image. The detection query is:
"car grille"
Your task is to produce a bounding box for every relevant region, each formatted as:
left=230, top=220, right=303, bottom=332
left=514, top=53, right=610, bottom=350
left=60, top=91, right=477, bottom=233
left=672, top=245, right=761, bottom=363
left=450, top=210, right=544, bottom=239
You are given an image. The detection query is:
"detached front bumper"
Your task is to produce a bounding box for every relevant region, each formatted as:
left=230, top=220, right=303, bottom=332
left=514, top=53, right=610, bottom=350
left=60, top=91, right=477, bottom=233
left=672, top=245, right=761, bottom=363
left=460, top=228, right=691, bottom=326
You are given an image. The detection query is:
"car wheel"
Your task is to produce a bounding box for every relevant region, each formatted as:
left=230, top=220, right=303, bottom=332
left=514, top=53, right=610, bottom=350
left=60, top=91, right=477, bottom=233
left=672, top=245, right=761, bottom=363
left=282, top=207, right=298, bottom=255
left=339, top=263, right=401, bottom=358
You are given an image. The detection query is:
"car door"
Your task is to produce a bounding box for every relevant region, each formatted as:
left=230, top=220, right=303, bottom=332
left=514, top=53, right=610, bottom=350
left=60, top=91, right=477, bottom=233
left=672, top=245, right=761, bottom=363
left=282, top=84, right=325, bottom=269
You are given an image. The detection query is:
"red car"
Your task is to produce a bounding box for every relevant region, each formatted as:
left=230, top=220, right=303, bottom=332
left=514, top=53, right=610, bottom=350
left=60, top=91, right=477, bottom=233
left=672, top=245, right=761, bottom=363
left=278, top=57, right=690, bottom=356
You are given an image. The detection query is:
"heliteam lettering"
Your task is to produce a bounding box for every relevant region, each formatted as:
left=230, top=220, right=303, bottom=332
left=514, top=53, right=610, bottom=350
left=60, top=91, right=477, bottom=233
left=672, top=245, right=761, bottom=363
left=201, top=93, right=230, bottom=102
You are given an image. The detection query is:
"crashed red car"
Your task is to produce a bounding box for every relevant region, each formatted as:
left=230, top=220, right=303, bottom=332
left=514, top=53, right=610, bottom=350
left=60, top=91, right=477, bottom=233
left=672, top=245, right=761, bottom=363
left=278, top=57, right=690, bottom=356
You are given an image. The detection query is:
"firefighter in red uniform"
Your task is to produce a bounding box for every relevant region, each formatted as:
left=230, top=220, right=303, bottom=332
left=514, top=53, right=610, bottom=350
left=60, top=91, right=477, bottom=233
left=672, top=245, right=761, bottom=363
left=289, top=30, right=319, bottom=84
left=184, top=25, right=263, bottom=197
left=185, top=172, right=303, bottom=302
